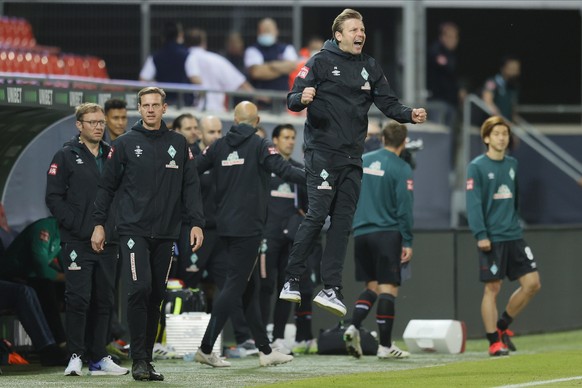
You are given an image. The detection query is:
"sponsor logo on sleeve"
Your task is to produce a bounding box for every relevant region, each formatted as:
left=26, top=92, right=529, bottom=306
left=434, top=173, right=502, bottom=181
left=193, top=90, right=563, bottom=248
left=466, top=178, right=474, bottom=190
left=407, top=179, right=414, bottom=191
left=188, top=147, right=194, bottom=160
left=48, top=163, right=58, bottom=175
left=297, top=66, right=310, bottom=79
left=39, top=229, right=50, bottom=242
left=107, top=147, right=114, bottom=159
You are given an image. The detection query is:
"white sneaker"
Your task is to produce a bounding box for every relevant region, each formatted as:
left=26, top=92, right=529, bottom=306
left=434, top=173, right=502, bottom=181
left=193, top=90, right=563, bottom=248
left=64, top=353, right=83, bottom=376
left=194, top=348, right=231, bottom=367
left=377, top=343, right=410, bottom=359
left=259, top=350, right=293, bottom=366
left=279, top=278, right=301, bottom=303
left=271, top=338, right=292, bottom=355
left=153, top=342, right=179, bottom=360
left=343, top=325, right=362, bottom=358
left=89, top=355, right=129, bottom=376
left=313, top=288, right=347, bottom=317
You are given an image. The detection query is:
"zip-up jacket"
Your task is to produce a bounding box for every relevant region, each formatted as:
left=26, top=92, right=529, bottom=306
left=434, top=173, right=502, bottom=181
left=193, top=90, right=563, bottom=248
left=288, top=39, right=413, bottom=164
left=93, top=120, right=204, bottom=239
left=196, top=123, right=305, bottom=237
left=46, top=135, right=118, bottom=244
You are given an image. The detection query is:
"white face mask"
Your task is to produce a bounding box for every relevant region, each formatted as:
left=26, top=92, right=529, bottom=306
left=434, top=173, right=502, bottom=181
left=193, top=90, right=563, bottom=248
left=257, top=33, right=276, bottom=47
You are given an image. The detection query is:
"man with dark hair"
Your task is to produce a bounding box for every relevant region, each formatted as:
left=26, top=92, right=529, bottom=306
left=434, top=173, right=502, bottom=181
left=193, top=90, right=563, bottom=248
left=482, top=56, right=521, bottom=122
left=280, top=8, right=426, bottom=317
left=104, top=98, right=128, bottom=142
left=466, top=116, right=540, bottom=356
left=194, top=101, right=303, bottom=368
left=343, top=121, right=413, bottom=360
left=139, top=22, right=201, bottom=105
left=172, top=113, right=199, bottom=145
left=91, top=86, right=204, bottom=381
left=46, top=102, right=129, bottom=377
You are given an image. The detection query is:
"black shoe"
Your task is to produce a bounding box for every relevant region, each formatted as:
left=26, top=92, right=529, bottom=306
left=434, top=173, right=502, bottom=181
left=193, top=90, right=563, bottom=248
left=499, top=329, right=517, bottom=351
left=131, top=360, right=150, bottom=381
left=39, top=344, right=69, bottom=366
left=147, top=362, right=164, bottom=381
left=279, top=277, right=301, bottom=303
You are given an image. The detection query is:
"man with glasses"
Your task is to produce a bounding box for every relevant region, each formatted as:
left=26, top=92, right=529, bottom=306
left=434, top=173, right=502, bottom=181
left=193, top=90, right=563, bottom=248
left=46, top=103, right=129, bottom=377
left=91, top=87, right=204, bottom=381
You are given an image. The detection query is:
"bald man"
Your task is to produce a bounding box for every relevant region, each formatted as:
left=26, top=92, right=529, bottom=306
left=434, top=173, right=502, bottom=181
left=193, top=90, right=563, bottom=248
left=194, top=102, right=304, bottom=368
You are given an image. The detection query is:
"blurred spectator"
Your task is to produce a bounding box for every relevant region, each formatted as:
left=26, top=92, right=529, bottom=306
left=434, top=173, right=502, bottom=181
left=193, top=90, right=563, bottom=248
left=139, top=22, right=200, bottom=105
left=104, top=98, right=128, bottom=142
left=482, top=55, right=521, bottom=122
left=222, top=31, right=247, bottom=75
left=0, top=280, right=69, bottom=366
left=184, top=28, right=254, bottom=113
left=244, top=18, right=298, bottom=109
left=0, top=216, right=66, bottom=349
left=427, top=22, right=465, bottom=129
left=172, top=113, right=200, bottom=145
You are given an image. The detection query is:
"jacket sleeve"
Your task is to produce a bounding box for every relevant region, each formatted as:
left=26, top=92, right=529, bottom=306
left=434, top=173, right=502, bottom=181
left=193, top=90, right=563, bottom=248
left=93, top=143, right=124, bottom=226
left=370, top=60, right=414, bottom=123
left=183, top=144, right=205, bottom=229
left=466, top=163, right=488, bottom=240
left=30, top=220, right=60, bottom=281
left=45, top=150, right=76, bottom=230
left=195, top=143, right=214, bottom=174
left=287, top=57, right=317, bottom=112
left=260, top=140, right=306, bottom=185
left=395, top=164, right=414, bottom=247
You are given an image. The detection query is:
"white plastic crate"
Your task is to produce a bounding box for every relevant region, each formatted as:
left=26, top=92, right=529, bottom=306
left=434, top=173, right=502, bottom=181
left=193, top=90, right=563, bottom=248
left=403, top=319, right=466, bottom=354
left=165, top=312, right=221, bottom=356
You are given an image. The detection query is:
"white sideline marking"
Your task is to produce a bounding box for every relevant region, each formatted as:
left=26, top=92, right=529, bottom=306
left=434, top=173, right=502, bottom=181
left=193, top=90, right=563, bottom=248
left=494, top=376, right=582, bottom=387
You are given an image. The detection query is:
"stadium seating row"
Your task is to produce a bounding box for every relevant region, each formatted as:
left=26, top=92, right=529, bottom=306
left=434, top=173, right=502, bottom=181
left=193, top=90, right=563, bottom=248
left=0, top=16, right=108, bottom=78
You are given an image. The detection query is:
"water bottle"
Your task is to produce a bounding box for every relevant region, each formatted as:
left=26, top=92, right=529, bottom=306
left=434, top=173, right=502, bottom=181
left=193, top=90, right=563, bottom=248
left=183, top=352, right=195, bottom=362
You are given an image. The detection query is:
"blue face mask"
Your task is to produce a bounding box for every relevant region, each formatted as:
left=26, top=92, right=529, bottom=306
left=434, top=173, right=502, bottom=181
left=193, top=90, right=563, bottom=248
left=257, top=34, right=276, bottom=47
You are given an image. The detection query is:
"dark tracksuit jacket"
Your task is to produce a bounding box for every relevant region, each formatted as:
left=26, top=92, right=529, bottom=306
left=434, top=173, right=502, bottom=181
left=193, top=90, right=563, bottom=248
left=352, top=148, right=414, bottom=246
left=285, top=39, right=414, bottom=288
left=45, top=135, right=118, bottom=360
left=195, top=122, right=305, bottom=350
left=466, top=154, right=522, bottom=242
left=93, top=119, right=204, bottom=362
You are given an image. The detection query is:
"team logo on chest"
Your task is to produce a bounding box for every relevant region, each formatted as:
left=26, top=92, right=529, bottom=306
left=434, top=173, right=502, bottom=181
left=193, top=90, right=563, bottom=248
left=317, top=169, right=332, bottom=190
left=488, top=172, right=495, bottom=179
left=167, top=145, right=176, bottom=158
left=509, top=168, right=515, bottom=180
left=222, top=151, right=245, bottom=166
left=361, top=68, right=371, bottom=90
left=493, top=184, right=513, bottom=200
left=363, top=160, right=384, bottom=176
left=271, top=183, right=296, bottom=199
left=68, top=250, right=81, bottom=271
left=134, top=145, right=143, bottom=157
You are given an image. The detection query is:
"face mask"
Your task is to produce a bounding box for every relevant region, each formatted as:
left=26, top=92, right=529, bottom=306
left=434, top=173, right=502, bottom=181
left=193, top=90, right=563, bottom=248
left=257, top=34, right=276, bottom=47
